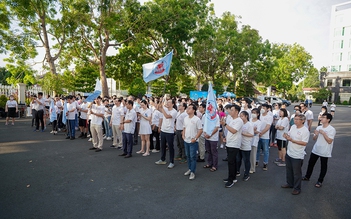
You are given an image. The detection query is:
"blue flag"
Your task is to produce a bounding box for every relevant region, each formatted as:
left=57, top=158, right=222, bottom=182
left=49, top=100, right=57, bottom=123
left=143, top=51, right=173, bottom=83
left=204, top=83, right=218, bottom=135
left=62, top=100, right=67, bottom=125
left=86, top=79, right=102, bottom=102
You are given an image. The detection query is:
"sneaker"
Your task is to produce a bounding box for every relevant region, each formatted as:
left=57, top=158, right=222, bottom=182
left=5, top=123, right=8, bottom=125
left=152, top=149, right=160, bottom=153
left=274, top=158, right=282, bottom=164
left=106, top=137, right=112, bottom=140
left=86, top=134, right=90, bottom=137
left=167, top=163, right=175, bottom=169
left=249, top=171, right=254, bottom=174
left=184, top=169, right=191, bottom=176
left=243, top=175, right=250, bottom=181
left=236, top=172, right=241, bottom=177
left=155, top=160, right=167, bottom=165
left=302, top=177, right=310, bottom=181
left=88, top=138, right=92, bottom=142
left=50, top=131, right=54, bottom=134
left=58, top=128, right=61, bottom=131
left=277, top=161, right=286, bottom=167
left=223, top=178, right=237, bottom=183
left=255, top=162, right=258, bottom=167
left=263, top=164, right=268, bottom=171
left=110, top=145, right=116, bottom=148
left=103, top=136, right=107, bottom=140
left=189, top=172, right=195, bottom=180
left=225, top=181, right=235, bottom=188
left=220, top=144, right=224, bottom=149
left=179, top=159, right=187, bottom=164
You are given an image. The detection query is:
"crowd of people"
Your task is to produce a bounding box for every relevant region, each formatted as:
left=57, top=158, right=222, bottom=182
left=4, top=93, right=336, bottom=194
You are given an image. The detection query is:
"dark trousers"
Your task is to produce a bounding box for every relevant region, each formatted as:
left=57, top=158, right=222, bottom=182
left=270, top=125, right=277, bottom=144
left=57, top=112, right=63, bottom=128
left=88, top=119, right=92, bottom=137
left=123, top=132, right=133, bottom=155
left=133, top=122, right=140, bottom=144
left=227, top=147, right=239, bottom=183
left=35, top=109, right=44, bottom=130
left=237, top=150, right=251, bottom=176
left=305, top=152, right=328, bottom=183
left=175, top=130, right=186, bottom=159
left=205, top=140, right=218, bottom=168
left=68, top=119, right=76, bottom=137
left=160, top=131, right=175, bottom=163
left=52, top=120, right=57, bottom=131
left=285, top=154, right=303, bottom=191
left=150, top=127, right=160, bottom=150
left=32, top=109, right=37, bottom=127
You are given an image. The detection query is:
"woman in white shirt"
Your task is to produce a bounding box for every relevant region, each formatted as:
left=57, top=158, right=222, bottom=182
left=237, top=111, right=254, bottom=181
left=137, top=100, right=152, bottom=156
left=5, top=95, right=18, bottom=125
left=274, top=108, right=290, bottom=166
left=249, top=108, right=261, bottom=174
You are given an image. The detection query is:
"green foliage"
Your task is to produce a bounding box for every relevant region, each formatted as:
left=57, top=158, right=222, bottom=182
left=201, top=83, right=209, bottom=91
left=336, top=96, right=341, bottom=104
left=311, top=88, right=331, bottom=103
left=39, top=72, right=64, bottom=95
left=342, top=100, right=348, bottom=105
left=178, top=74, right=196, bottom=96
left=0, top=67, right=11, bottom=85
left=0, top=95, right=7, bottom=108
left=303, top=67, right=320, bottom=88
left=151, top=76, right=178, bottom=97
left=128, top=77, right=146, bottom=97
left=349, top=97, right=351, bottom=105
left=5, top=62, right=36, bottom=85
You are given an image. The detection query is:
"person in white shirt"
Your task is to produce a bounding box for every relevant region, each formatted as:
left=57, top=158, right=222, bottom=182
left=55, top=96, right=63, bottom=130
left=300, top=103, right=313, bottom=131
left=78, top=99, right=89, bottom=138
left=322, top=100, right=328, bottom=108
left=256, top=104, right=273, bottom=171
left=137, top=100, right=152, bottom=156
left=33, top=92, right=46, bottom=132
left=303, top=113, right=336, bottom=188
left=182, top=104, right=203, bottom=180
left=149, top=99, right=162, bottom=153
left=175, top=103, right=188, bottom=162
left=197, top=103, right=206, bottom=162
left=274, top=108, right=290, bottom=167
left=270, top=103, right=281, bottom=147
left=281, top=114, right=310, bottom=195
left=249, top=108, right=261, bottom=174
left=66, top=95, right=77, bottom=140
left=203, top=113, right=220, bottom=172
left=88, top=96, right=106, bottom=152
left=103, top=99, right=112, bottom=140
left=110, top=98, right=124, bottom=149
left=220, top=104, right=243, bottom=188
left=236, top=111, right=254, bottom=181
left=119, top=100, right=137, bottom=158
left=5, top=94, right=18, bottom=125
left=330, top=102, right=336, bottom=117
left=155, top=99, right=177, bottom=169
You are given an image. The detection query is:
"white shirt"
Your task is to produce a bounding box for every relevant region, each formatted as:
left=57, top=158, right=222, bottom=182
left=56, top=101, right=62, bottom=114
left=183, top=115, right=203, bottom=143
left=123, top=109, right=137, bottom=134
left=312, top=125, right=336, bottom=157
left=175, top=111, right=188, bottom=131
left=226, top=117, right=243, bottom=148
left=330, top=104, right=336, bottom=111
left=111, top=105, right=124, bottom=125
left=250, top=119, right=261, bottom=147
left=6, top=100, right=17, bottom=108
left=272, top=109, right=280, bottom=125
left=287, top=125, right=310, bottom=159
left=205, top=114, right=220, bottom=141
left=67, top=102, right=76, bottom=120
left=151, top=108, right=162, bottom=126
left=276, top=117, right=290, bottom=140
left=35, top=98, right=45, bottom=111
left=241, top=121, right=254, bottom=151
left=160, top=107, right=177, bottom=133
left=259, top=114, right=273, bottom=139
left=90, top=104, right=105, bottom=125
left=79, top=102, right=88, bottom=120
left=303, top=110, right=313, bottom=130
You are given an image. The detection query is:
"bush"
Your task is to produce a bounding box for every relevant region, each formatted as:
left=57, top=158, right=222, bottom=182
left=0, top=95, right=8, bottom=108
left=342, top=100, right=348, bottom=105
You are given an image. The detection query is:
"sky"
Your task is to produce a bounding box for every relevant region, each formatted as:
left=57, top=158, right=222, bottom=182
left=212, top=0, right=349, bottom=70
left=0, top=0, right=349, bottom=72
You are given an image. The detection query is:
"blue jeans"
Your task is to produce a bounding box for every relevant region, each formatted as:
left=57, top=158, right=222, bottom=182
left=184, top=142, right=198, bottom=173
left=122, top=132, right=133, bottom=155
left=104, top=116, right=112, bottom=138
left=237, top=150, right=251, bottom=176
left=68, top=119, right=76, bottom=137
left=256, top=138, right=269, bottom=164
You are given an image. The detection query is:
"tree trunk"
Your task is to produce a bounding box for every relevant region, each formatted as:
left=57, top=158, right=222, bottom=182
left=99, top=64, right=109, bottom=98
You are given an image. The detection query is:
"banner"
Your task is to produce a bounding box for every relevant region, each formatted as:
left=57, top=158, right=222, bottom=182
left=143, top=51, right=173, bottom=83
left=85, top=79, right=102, bottom=102
left=49, top=100, right=57, bottom=123
left=62, top=99, right=67, bottom=125
left=204, top=83, right=218, bottom=135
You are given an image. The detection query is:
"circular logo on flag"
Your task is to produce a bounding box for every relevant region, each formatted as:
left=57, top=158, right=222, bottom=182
left=206, top=100, right=217, bottom=120
left=154, top=61, right=166, bottom=74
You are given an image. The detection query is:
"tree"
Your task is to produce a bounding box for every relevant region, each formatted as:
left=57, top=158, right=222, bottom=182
left=303, top=67, right=320, bottom=88
left=312, top=88, right=332, bottom=103
left=128, top=77, right=146, bottom=97
left=1, top=0, right=68, bottom=75
left=5, top=61, right=36, bottom=85
left=39, top=72, right=64, bottom=94
left=0, top=67, right=11, bottom=85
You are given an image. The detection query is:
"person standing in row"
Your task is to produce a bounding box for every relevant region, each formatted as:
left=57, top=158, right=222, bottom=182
left=182, top=104, right=203, bottom=180
left=137, top=100, right=152, bottom=156
left=302, top=113, right=336, bottom=188
left=281, top=114, right=310, bottom=195
left=5, top=94, right=18, bottom=126
left=88, top=96, right=105, bottom=152
left=149, top=99, right=161, bottom=153
left=110, top=98, right=124, bottom=149
left=221, top=104, right=243, bottom=188
left=66, top=96, right=77, bottom=140
left=203, top=112, right=220, bottom=172
left=119, top=100, right=137, bottom=158
left=33, top=92, right=46, bottom=132
left=175, top=102, right=188, bottom=162
left=249, top=108, right=261, bottom=174
left=155, top=99, right=177, bottom=169
left=274, top=108, right=290, bottom=167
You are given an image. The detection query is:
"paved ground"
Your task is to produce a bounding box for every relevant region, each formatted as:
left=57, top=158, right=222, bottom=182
left=0, top=105, right=350, bottom=219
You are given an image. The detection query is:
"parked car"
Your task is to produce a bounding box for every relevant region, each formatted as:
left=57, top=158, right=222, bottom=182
left=236, top=97, right=265, bottom=107
left=280, top=99, right=291, bottom=106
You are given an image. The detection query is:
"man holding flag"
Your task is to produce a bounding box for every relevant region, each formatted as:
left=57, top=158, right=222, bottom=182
left=203, top=83, right=220, bottom=172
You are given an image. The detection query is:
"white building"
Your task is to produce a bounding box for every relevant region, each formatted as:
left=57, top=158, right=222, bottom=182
left=325, top=1, right=351, bottom=102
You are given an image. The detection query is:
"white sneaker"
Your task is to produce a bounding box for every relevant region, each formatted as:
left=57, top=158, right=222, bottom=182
left=153, top=137, right=156, bottom=141
left=87, top=134, right=90, bottom=137
left=184, top=169, right=191, bottom=176
left=103, top=136, right=107, bottom=139
left=155, top=160, right=167, bottom=165
left=58, top=128, right=61, bottom=131
left=167, top=163, right=175, bottom=169
left=152, top=149, right=160, bottom=153
left=106, top=137, right=112, bottom=140
left=220, top=144, right=224, bottom=148
left=189, top=172, right=195, bottom=180
left=50, top=131, right=54, bottom=134
left=88, top=138, right=92, bottom=142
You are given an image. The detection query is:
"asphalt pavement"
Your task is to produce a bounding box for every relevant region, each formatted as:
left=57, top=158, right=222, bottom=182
left=0, top=105, right=350, bottom=219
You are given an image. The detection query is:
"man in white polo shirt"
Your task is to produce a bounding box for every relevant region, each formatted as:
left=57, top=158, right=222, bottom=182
left=88, top=96, right=105, bottom=152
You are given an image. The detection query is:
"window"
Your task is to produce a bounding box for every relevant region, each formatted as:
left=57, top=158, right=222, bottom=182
left=340, top=53, right=343, bottom=61
left=327, top=80, right=333, bottom=86
left=341, top=40, right=344, bottom=49
left=342, top=27, right=345, bottom=36
left=333, top=40, right=341, bottom=49
left=342, top=79, right=351, bottom=87
left=331, top=66, right=338, bottom=72
left=334, top=28, right=342, bottom=37
left=348, top=52, right=351, bottom=60
left=348, top=65, right=351, bottom=71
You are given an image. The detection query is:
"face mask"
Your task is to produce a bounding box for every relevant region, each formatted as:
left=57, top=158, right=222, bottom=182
left=251, top=114, right=257, bottom=119
left=322, top=110, right=326, bottom=113
left=260, top=109, right=265, bottom=114
left=10, top=97, right=14, bottom=100
left=242, top=103, right=246, bottom=107
left=225, top=111, right=229, bottom=116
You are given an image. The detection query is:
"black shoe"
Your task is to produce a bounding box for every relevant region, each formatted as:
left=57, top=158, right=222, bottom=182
left=117, top=146, right=122, bottom=149
left=65, top=136, right=70, bottom=139
left=196, top=158, right=205, bottom=162
left=70, top=137, right=75, bottom=140
left=110, top=145, right=116, bottom=148
left=225, top=181, right=235, bottom=188
left=78, top=133, right=84, bottom=138
left=119, top=153, right=127, bottom=156
left=302, top=177, right=310, bottom=181
left=89, top=147, right=97, bottom=150
left=223, top=178, right=229, bottom=183
left=124, top=154, right=132, bottom=158
left=222, top=157, right=228, bottom=161
left=95, top=149, right=102, bottom=152
left=281, top=184, right=293, bottom=188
